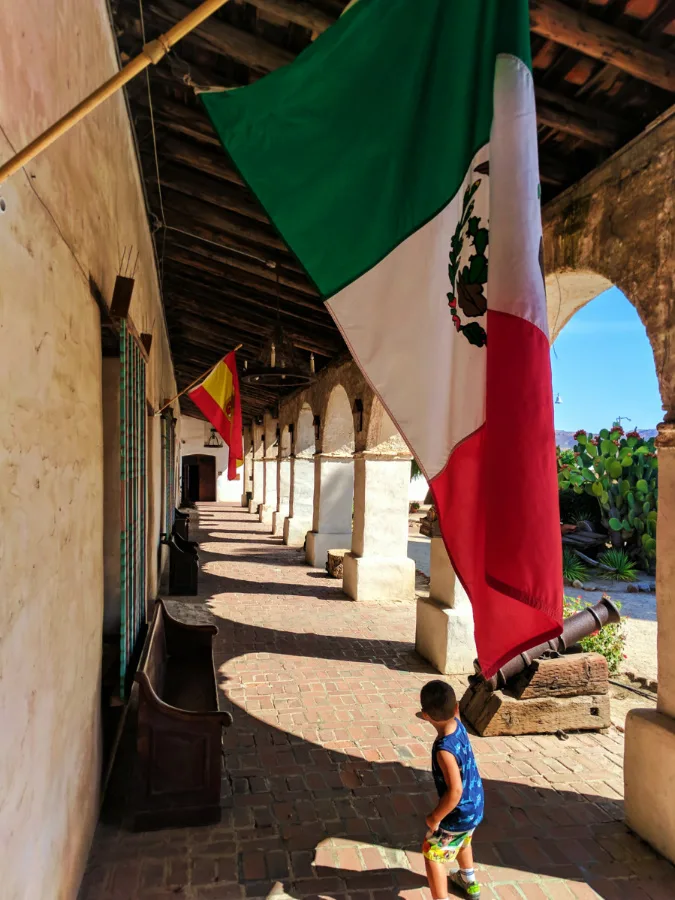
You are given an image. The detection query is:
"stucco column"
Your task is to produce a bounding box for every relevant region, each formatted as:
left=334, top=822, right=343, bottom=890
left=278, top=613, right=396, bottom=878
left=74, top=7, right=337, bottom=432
left=284, top=457, right=314, bottom=547
left=343, top=454, right=415, bottom=602
left=272, top=458, right=291, bottom=537
left=259, top=457, right=278, bottom=525
left=249, top=459, right=264, bottom=514
left=415, top=523, right=477, bottom=675
left=305, top=454, right=354, bottom=567
left=241, top=444, right=253, bottom=508
left=625, top=421, right=675, bottom=864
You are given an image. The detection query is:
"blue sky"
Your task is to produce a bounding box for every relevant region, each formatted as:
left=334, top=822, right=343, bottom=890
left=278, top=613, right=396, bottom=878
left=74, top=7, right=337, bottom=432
left=551, top=287, right=662, bottom=434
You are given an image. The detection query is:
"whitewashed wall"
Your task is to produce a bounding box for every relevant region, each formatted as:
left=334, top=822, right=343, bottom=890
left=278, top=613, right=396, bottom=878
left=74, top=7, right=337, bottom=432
left=180, top=416, right=242, bottom=503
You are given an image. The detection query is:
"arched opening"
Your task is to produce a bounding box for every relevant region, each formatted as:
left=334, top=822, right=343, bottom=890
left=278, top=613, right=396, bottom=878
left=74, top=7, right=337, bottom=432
left=280, top=425, right=292, bottom=459
left=546, top=270, right=614, bottom=343
left=323, top=385, right=355, bottom=455
left=551, top=282, right=661, bottom=690
left=283, top=405, right=316, bottom=547
left=295, top=403, right=316, bottom=458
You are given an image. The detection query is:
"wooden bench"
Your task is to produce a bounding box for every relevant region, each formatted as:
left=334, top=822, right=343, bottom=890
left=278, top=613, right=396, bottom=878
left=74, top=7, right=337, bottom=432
left=173, top=510, right=190, bottom=542
left=134, top=599, right=232, bottom=830
left=164, top=530, right=199, bottom=595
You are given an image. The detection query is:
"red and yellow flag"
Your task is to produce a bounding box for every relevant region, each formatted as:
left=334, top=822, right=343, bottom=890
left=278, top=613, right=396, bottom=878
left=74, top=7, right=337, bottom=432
left=188, top=352, right=243, bottom=480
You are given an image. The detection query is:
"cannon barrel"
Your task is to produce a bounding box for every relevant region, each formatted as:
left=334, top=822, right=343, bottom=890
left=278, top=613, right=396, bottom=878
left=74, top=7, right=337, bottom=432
left=482, top=596, right=621, bottom=691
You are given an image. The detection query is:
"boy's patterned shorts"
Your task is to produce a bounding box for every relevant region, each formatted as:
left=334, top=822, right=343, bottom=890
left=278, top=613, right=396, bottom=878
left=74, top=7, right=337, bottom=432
left=422, top=828, right=474, bottom=864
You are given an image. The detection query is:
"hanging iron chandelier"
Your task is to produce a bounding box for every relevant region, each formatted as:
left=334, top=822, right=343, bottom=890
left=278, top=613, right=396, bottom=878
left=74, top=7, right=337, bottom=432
left=240, top=271, right=316, bottom=388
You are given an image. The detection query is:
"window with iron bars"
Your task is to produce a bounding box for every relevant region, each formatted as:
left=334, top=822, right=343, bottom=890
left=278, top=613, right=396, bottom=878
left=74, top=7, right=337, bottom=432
left=119, top=321, right=147, bottom=700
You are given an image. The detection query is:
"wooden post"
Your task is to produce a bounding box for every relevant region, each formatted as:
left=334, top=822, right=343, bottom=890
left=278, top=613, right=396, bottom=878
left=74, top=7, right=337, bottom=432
left=0, top=0, right=233, bottom=184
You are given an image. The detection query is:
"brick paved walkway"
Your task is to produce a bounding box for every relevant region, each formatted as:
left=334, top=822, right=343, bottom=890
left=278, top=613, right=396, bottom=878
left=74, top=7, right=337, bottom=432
left=80, top=504, right=674, bottom=900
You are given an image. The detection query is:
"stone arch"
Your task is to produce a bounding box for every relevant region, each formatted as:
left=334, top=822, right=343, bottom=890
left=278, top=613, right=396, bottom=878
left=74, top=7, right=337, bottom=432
left=295, top=404, right=315, bottom=458
left=322, top=385, right=355, bottom=456
left=279, top=424, right=292, bottom=459
left=364, top=396, right=409, bottom=455
left=264, top=413, right=278, bottom=457
left=546, top=270, right=615, bottom=343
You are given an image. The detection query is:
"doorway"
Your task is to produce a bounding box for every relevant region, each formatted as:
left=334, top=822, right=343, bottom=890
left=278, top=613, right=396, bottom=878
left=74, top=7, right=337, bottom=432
left=182, top=454, right=217, bottom=503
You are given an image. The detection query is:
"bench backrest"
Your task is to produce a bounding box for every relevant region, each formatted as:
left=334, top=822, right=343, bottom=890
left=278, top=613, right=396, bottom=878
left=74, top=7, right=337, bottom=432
left=136, top=602, right=168, bottom=699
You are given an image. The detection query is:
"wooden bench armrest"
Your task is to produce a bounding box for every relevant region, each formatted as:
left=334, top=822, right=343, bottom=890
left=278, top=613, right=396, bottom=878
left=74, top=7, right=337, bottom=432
left=135, top=672, right=233, bottom=728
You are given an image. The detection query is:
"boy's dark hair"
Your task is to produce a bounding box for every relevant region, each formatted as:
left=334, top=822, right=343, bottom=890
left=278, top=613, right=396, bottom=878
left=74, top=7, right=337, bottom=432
left=421, top=680, right=457, bottom=721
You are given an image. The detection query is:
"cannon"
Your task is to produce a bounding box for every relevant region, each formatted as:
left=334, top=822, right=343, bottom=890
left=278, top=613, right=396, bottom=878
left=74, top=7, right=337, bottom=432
left=481, top=596, right=621, bottom=691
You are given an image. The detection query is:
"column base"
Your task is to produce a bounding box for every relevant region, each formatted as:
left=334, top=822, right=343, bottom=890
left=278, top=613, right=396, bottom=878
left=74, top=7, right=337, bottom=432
left=248, top=499, right=261, bottom=515
left=306, top=531, right=352, bottom=568
left=272, top=507, right=289, bottom=537
left=283, top=517, right=311, bottom=547
left=415, top=595, right=476, bottom=676
left=343, top=554, right=415, bottom=603
left=259, top=504, right=275, bottom=526
left=625, top=709, right=675, bottom=864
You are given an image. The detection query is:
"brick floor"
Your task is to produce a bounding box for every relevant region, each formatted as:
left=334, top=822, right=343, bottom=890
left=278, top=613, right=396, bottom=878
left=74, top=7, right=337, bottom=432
left=80, top=504, right=675, bottom=900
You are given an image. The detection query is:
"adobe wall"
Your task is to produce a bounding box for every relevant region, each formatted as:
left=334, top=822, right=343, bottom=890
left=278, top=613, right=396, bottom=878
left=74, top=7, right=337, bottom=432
left=0, top=1, right=177, bottom=896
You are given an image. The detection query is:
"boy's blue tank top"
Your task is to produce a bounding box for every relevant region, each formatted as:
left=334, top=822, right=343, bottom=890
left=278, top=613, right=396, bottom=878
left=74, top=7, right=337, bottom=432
left=431, top=720, right=484, bottom=833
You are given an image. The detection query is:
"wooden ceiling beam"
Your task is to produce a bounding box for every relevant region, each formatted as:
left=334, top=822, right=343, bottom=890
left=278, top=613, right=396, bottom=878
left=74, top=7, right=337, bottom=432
left=245, top=0, right=334, bottom=35
left=166, top=233, right=318, bottom=297
left=165, top=280, right=339, bottom=347
left=148, top=0, right=295, bottom=73
left=536, top=99, right=619, bottom=146
left=530, top=0, right=675, bottom=92
left=535, top=86, right=627, bottom=133
left=152, top=163, right=270, bottom=224
left=161, top=216, right=302, bottom=272
left=156, top=136, right=244, bottom=186
left=163, top=247, right=329, bottom=317
left=163, top=191, right=288, bottom=252
left=132, top=92, right=222, bottom=148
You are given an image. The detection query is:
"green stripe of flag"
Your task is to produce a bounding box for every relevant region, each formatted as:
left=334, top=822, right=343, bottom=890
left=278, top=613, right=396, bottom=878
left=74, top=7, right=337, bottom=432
left=202, top=0, right=532, bottom=298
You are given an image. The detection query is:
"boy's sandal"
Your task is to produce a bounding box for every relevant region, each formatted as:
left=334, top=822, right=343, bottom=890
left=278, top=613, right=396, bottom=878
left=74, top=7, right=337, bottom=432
left=450, top=871, right=481, bottom=898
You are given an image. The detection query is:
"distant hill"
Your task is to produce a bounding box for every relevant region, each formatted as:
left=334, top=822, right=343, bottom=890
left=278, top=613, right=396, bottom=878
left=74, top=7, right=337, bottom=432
left=556, top=429, right=657, bottom=449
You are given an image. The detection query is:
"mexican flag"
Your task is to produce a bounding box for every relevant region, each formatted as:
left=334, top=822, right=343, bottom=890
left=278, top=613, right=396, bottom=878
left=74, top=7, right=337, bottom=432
left=202, top=0, right=562, bottom=676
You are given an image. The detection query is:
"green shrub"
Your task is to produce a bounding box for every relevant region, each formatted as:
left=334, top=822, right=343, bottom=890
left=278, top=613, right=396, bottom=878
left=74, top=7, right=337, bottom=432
left=562, top=547, right=588, bottom=584
left=564, top=595, right=626, bottom=675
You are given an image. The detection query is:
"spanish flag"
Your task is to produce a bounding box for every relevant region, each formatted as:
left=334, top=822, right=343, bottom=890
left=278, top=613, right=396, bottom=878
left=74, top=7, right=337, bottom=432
left=189, top=352, right=243, bottom=480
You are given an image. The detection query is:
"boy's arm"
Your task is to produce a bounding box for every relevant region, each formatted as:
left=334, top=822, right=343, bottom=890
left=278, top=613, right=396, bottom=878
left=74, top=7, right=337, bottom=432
left=426, top=750, right=463, bottom=832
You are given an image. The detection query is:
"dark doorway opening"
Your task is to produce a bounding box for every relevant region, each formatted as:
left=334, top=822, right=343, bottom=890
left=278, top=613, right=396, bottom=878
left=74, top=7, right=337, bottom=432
left=182, top=454, right=217, bottom=503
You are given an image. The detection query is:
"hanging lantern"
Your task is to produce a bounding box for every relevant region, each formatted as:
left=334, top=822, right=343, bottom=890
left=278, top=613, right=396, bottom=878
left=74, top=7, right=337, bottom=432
left=240, top=271, right=315, bottom=388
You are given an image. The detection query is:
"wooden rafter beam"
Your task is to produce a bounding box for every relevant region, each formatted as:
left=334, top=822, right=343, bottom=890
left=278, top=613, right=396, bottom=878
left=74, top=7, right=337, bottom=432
left=163, top=278, right=340, bottom=350
left=155, top=136, right=244, bottom=186
left=163, top=247, right=329, bottom=317
left=245, top=0, right=334, bottom=35
left=148, top=0, right=294, bottom=72
left=151, top=164, right=270, bottom=224
left=536, top=98, right=620, bottom=147
left=163, top=263, right=324, bottom=319
left=163, top=191, right=288, bottom=252
left=530, top=0, right=675, bottom=92
left=166, top=233, right=318, bottom=297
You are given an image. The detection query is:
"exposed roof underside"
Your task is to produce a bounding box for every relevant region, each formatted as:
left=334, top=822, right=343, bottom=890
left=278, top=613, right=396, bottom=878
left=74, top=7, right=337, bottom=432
left=111, top=0, right=675, bottom=421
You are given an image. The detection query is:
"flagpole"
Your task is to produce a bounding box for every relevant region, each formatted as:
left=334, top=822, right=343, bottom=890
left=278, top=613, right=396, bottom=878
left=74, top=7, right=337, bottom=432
left=156, top=343, right=242, bottom=415
left=0, top=0, right=233, bottom=184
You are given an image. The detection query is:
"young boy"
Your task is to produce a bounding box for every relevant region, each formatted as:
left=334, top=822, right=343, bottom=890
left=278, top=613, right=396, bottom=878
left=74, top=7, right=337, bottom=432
left=419, top=680, right=484, bottom=899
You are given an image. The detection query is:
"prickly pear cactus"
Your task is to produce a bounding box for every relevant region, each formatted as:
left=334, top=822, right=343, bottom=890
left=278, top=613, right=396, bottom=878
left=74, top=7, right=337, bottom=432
left=557, top=426, right=658, bottom=568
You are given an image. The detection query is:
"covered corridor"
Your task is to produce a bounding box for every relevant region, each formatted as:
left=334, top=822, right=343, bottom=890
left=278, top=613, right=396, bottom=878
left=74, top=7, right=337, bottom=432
left=80, top=504, right=672, bottom=900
